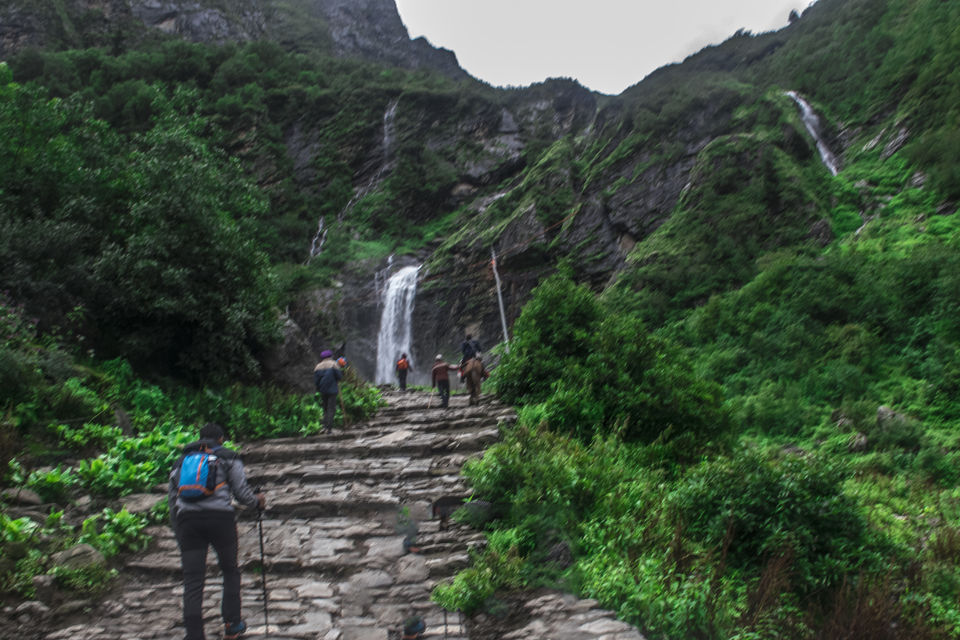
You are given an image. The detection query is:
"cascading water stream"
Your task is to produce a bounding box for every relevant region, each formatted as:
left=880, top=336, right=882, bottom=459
left=375, top=265, right=419, bottom=384
left=382, top=98, right=398, bottom=164
left=335, top=98, right=400, bottom=224
left=305, top=216, right=327, bottom=264
left=786, top=91, right=839, bottom=175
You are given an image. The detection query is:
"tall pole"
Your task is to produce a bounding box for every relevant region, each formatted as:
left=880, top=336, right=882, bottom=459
left=491, top=248, right=510, bottom=353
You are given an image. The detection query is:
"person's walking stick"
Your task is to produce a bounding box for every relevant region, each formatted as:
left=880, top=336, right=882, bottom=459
left=256, top=492, right=269, bottom=638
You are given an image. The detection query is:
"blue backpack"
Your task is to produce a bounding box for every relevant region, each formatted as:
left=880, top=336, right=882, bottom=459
left=177, top=446, right=225, bottom=501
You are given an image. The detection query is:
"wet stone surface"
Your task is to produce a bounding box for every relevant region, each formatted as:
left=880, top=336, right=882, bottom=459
left=7, top=390, right=644, bottom=640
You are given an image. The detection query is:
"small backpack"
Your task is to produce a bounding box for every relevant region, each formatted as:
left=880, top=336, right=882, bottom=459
left=396, top=358, right=409, bottom=370
left=177, top=446, right=225, bottom=501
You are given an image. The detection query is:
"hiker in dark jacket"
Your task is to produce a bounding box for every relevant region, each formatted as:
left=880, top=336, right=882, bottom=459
left=314, top=349, right=343, bottom=430
left=168, top=422, right=265, bottom=640
left=460, top=334, right=481, bottom=366
left=431, top=354, right=459, bottom=408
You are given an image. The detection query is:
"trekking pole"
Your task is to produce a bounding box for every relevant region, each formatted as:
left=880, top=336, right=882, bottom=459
left=255, top=488, right=269, bottom=638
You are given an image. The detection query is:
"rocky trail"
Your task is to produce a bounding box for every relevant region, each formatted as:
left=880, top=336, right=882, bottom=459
left=22, top=390, right=643, bottom=640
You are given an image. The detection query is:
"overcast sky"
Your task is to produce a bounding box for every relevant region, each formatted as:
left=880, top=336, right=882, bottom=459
left=394, top=0, right=811, bottom=95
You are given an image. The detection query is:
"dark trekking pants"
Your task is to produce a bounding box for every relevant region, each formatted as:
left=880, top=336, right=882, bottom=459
left=321, top=392, right=338, bottom=430
left=437, top=379, right=450, bottom=407
left=177, top=511, right=241, bottom=640
left=398, top=369, right=408, bottom=390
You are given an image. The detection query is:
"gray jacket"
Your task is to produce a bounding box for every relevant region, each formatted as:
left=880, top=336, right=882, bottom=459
left=168, top=439, right=258, bottom=528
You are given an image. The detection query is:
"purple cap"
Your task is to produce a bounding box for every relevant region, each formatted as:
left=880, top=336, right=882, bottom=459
left=320, top=350, right=333, bottom=358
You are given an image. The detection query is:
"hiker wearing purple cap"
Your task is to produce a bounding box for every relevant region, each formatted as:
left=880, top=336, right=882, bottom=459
left=314, top=350, right=343, bottom=430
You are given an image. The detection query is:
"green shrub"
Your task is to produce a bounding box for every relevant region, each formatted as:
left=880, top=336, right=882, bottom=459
left=50, top=563, right=117, bottom=596
left=24, top=466, right=79, bottom=503
left=497, top=271, right=729, bottom=451
left=54, top=422, right=123, bottom=452
left=432, top=543, right=525, bottom=615
left=495, top=269, right=601, bottom=405
left=666, top=450, right=872, bottom=596
left=77, top=507, right=149, bottom=558
left=546, top=312, right=729, bottom=448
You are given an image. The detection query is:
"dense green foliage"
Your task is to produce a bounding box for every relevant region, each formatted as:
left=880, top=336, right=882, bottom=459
left=496, top=272, right=729, bottom=452
left=0, top=66, right=277, bottom=383
left=2, top=0, right=960, bottom=636
left=432, top=1, right=960, bottom=636
left=0, top=298, right=382, bottom=600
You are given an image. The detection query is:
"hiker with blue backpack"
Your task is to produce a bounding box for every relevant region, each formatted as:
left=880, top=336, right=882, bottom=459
left=168, top=422, right=265, bottom=640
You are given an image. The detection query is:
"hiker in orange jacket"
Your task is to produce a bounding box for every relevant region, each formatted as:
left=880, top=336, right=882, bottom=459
left=396, top=352, right=411, bottom=391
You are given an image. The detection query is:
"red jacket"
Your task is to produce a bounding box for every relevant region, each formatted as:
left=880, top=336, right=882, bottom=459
left=431, top=361, right=457, bottom=385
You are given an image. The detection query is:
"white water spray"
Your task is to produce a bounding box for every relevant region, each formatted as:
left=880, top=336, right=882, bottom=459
left=786, top=91, right=839, bottom=175
left=306, top=216, right=327, bottom=264
left=375, top=265, right=419, bottom=384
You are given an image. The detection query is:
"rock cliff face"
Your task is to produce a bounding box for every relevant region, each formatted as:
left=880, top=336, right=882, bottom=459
left=129, top=0, right=267, bottom=44
left=0, top=0, right=466, bottom=81
left=310, top=0, right=467, bottom=81
left=263, top=78, right=823, bottom=390
left=268, top=80, right=606, bottom=388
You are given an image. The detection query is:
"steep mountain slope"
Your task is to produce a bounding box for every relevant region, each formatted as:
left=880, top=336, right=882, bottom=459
left=3, top=0, right=960, bottom=636
left=0, top=0, right=955, bottom=388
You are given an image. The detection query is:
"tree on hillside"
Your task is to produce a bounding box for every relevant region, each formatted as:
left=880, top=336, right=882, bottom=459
left=0, top=69, right=277, bottom=382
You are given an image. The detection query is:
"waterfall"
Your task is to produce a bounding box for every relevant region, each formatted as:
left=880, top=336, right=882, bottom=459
left=305, top=216, right=327, bottom=264
left=375, top=265, right=419, bottom=384
left=382, top=98, right=399, bottom=164
left=786, top=91, right=839, bottom=175
left=336, top=99, right=400, bottom=223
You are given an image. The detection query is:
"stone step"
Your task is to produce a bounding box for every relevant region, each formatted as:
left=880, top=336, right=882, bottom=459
left=126, top=520, right=484, bottom=577
left=371, top=409, right=514, bottom=424
left=243, top=454, right=479, bottom=485
left=45, top=573, right=470, bottom=640
left=27, top=393, right=645, bottom=640
left=240, top=426, right=503, bottom=465
left=231, top=484, right=476, bottom=522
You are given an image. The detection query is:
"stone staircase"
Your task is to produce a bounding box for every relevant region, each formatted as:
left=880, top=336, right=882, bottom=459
left=32, top=390, right=645, bottom=640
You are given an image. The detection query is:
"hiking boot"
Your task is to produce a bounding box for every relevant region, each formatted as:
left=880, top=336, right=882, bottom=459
left=224, top=621, right=246, bottom=640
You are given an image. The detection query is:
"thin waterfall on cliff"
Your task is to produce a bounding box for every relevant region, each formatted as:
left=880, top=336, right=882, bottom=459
left=375, top=265, right=419, bottom=384
left=382, top=97, right=398, bottom=164
left=336, top=99, right=400, bottom=224
left=786, top=91, right=839, bottom=175
left=305, top=215, right=327, bottom=264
